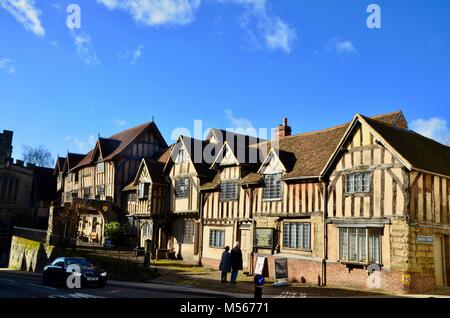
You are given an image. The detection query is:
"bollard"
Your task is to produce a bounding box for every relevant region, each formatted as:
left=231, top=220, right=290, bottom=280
left=254, top=275, right=265, bottom=299
left=143, top=239, right=152, bottom=268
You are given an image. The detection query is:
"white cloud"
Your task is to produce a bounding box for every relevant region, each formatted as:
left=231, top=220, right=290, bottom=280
left=0, top=58, right=15, bottom=74
left=97, top=0, right=201, bottom=27
left=114, top=119, right=128, bottom=126
left=411, top=117, right=450, bottom=145
left=51, top=3, right=63, bottom=11
left=64, top=134, right=97, bottom=152
left=50, top=40, right=59, bottom=47
left=97, top=0, right=295, bottom=52
left=265, top=17, right=296, bottom=53
left=325, top=37, right=358, bottom=55
left=118, top=45, right=144, bottom=65
left=0, top=0, right=45, bottom=36
left=225, top=109, right=257, bottom=137
left=70, top=31, right=101, bottom=66
left=223, top=0, right=296, bottom=53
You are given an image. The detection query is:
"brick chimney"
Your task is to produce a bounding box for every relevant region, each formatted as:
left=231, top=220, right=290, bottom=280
left=274, top=117, right=292, bottom=139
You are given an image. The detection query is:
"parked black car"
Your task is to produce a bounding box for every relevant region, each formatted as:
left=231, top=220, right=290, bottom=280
left=43, top=257, right=108, bottom=288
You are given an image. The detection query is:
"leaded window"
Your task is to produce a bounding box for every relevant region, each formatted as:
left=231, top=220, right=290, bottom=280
left=339, top=227, right=381, bottom=264
left=345, top=172, right=370, bottom=193
left=175, top=178, right=189, bottom=198
left=183, top=219, right=195, bottom=244
left=209, top=229, right=225, bottom=248
left=263, top=173, right=282, bottom=200
left=220, top=181, right=238, bottom=201
left=283, top=222, right=311, bottom=250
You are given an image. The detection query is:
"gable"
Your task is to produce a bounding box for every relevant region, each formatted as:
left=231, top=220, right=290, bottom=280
left=136, top=162, right=151, bottom=183
left=259, top=151, right=285, bottom=175
left=322, top=116, right=410, bottom=178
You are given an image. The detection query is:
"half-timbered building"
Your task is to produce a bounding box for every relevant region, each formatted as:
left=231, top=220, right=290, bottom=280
left=321, top=114, right=450, bottom=292
left=162, top=136, right=216, bottom=262
left=122, top=157, right=170, bottom=249
left=50, top=122, right=167, bottom=246
left=200, top=137, right=265, bottom=269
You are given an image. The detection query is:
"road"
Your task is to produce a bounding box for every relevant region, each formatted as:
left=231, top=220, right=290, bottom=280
left=0, top=270, right=238, bottom=298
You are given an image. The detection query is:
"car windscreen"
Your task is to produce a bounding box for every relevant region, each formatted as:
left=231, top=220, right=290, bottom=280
left=65, top=259, right=94, bottom=268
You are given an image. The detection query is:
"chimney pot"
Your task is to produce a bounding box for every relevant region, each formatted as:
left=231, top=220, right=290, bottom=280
left=274, top=117, right=292, bottom=139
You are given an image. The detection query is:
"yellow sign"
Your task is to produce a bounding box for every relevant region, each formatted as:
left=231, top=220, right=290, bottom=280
left=402, top=274, right=411, bottom=287
left=102, top=205, right=109, bottom=213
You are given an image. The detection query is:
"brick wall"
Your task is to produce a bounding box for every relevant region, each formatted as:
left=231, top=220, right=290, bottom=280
left=201, top=257, right=220, bottom=270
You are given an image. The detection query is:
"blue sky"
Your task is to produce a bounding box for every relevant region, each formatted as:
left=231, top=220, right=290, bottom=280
left=1, top=0, right=450, bottom=165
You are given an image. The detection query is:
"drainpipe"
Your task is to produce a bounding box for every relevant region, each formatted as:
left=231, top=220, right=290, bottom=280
left=198, top=190, right=204, bottom=266
left=321, top=177, right=329, bottom=287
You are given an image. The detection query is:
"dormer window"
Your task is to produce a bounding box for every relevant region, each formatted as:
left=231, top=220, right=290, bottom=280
left=97, top=162, right=105, bottom=173
left=220, top=181, right=238, bottom=201
left=137, top=182, right=150, bottom=199
left=263, top=173, right=282, bottom=200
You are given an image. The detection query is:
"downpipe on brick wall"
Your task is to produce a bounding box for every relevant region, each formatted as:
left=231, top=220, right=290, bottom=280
left=321, top=178, right=329, bottom=287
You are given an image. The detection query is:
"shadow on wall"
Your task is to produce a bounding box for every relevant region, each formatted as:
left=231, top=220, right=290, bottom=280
left=8, top=236, right=60, bottom=272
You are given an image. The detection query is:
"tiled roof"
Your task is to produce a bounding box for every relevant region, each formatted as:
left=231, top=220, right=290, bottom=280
left=256, top=111, right=405, bottom=179
left=362, top=116, right=450, bottom=177
left=71, top=121, right=167, bottom=171
left=209, top=128, right=265, bottom=145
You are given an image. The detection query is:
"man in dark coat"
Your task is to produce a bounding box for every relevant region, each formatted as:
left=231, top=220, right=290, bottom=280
left=219, top=246, right=231, bottom=283
left=229, top=242, right=243, bottom=284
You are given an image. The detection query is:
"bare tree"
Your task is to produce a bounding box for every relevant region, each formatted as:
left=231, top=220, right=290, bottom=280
left=22, top=145, right=54, bottom=167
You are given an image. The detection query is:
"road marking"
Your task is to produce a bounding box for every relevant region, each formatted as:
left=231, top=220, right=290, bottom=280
left=26, top=283, right=57, bottom=291
left=0, top=278, right=16, bottom=283
left=49, top=293, right=105, bottom=299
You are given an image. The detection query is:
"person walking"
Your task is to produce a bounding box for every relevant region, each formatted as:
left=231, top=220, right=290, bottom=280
left=230, top=242, right=243, bottom=284
left=219, top=246, right=231, bottom=283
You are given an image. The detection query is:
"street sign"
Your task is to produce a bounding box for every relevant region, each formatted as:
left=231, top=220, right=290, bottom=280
left=417, top=236, right=434, bottom=244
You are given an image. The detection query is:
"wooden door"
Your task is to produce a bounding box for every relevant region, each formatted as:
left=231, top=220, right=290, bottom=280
left=240, top=228, right=251, bottom=269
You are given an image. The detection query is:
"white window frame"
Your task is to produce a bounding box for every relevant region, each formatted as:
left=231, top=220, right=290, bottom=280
left=137, top=182, right=150, bottom=199
left=209, top=229, right=225, bottom=248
